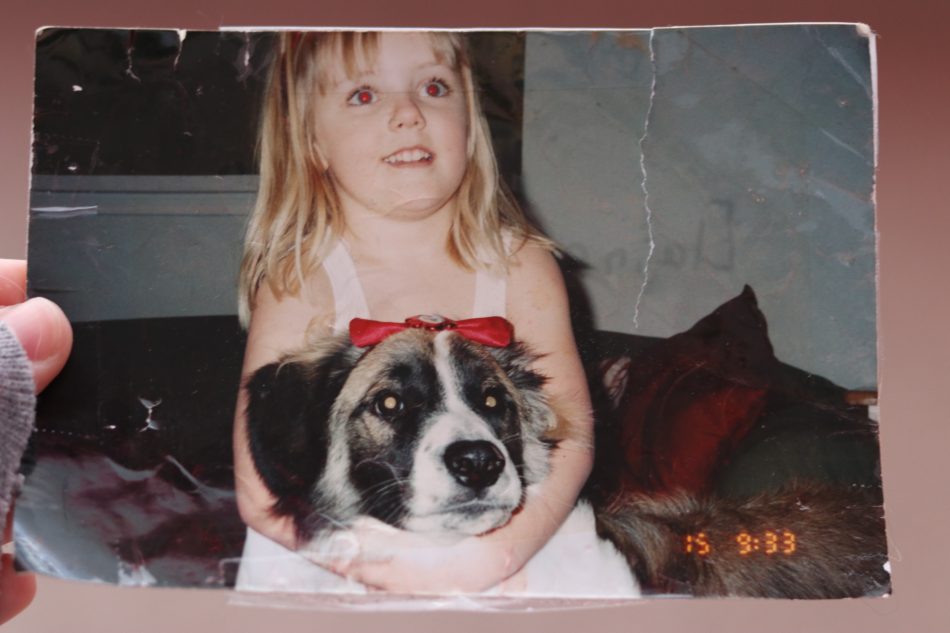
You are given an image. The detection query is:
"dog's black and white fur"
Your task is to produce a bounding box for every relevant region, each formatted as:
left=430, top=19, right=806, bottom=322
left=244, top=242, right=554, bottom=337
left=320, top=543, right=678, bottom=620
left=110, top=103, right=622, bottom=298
left=246, top=328, right=557, bottom=537
left=243, top=327, right=637, bottom=596
left=243, top=327, right=889, bottom=598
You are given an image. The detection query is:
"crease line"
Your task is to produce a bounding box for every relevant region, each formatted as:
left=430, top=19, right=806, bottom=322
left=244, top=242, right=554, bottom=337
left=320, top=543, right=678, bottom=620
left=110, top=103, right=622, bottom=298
left=125, top=33, right=141, bottom=83
left=811, top=27, right=872, bottom=99
left=820, top=128, right=872, bottom=165
left=173, top=29, right=187, bottom=70
left=633, top=29, right=657, bottom=330
left=685, top=32, right=873, bottom=165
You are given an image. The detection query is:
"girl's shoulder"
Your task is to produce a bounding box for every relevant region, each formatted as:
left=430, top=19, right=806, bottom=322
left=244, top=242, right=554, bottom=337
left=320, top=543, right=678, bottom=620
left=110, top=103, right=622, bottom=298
left=506, top=238, right=563, bottom=289
left=506, top=240, right=568, bottom=329
left=244, top=266, right=336, bottom=368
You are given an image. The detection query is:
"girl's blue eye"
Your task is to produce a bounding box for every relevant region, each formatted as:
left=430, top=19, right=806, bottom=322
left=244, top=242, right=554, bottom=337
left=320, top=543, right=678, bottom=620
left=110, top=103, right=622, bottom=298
left=347, top=87, right=377, bottom=106
left=423, top=79, right=450, bottom=98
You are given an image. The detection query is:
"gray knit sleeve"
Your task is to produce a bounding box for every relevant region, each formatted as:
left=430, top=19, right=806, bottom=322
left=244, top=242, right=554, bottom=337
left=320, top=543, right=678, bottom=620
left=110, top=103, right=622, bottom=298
left=0, top=321, right=36, bottom=522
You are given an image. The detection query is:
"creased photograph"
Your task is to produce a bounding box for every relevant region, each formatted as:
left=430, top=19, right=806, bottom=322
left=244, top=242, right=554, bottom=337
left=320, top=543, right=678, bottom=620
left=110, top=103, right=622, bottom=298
left=18, top=26, right=888, bottom=604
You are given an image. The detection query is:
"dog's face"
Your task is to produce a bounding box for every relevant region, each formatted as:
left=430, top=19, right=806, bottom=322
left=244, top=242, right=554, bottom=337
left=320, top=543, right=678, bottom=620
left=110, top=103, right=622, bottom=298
left=245, top=329, right=555, bottom=539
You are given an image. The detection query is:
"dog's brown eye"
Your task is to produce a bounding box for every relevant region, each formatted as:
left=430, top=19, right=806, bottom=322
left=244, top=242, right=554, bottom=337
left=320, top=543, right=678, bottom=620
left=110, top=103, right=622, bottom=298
left=374, top=392, right=403, bottom=417
left=482, top=387, right=504, bottom=411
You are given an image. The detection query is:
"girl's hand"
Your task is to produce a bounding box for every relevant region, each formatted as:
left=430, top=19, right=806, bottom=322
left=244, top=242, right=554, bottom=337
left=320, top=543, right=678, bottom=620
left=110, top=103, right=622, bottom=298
left=303, top=517, right=515, bottom=594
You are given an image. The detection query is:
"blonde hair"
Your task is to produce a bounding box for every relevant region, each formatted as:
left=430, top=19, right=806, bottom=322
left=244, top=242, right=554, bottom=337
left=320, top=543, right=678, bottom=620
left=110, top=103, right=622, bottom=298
left=238, top=31, right=551, bottom=327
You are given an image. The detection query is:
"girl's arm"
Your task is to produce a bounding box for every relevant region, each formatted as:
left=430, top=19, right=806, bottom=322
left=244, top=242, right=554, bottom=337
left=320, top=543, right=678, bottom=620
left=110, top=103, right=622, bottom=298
left=233, top=274, right=336, bottom=550
left=331, top=245, right=593, bottom=593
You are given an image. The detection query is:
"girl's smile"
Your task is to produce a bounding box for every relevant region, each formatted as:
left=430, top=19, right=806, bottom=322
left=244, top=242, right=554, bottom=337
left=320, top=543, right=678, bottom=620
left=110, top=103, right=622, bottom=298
left=382, top=145, right=434, bottom=166
left=312, top=32, right=469, bottom=222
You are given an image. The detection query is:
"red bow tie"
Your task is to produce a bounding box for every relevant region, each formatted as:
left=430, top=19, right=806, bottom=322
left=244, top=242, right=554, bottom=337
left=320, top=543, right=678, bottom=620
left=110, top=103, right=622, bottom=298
left=350, top=315, right=514, bottom=348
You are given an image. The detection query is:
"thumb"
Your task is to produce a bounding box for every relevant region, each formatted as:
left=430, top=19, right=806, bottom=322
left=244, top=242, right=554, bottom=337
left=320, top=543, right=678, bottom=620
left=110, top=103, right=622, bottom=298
left=0, top=552, right=36, bottom=626
left=0, top=298, right=72, bottom=393
left=1, top=511, right=36, bottom=626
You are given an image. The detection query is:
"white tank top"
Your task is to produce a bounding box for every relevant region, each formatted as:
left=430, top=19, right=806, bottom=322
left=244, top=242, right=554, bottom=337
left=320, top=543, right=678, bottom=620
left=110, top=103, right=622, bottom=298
left=235, top=239, right=508, bottom=594
left=322, top=239, right=508, bottom=330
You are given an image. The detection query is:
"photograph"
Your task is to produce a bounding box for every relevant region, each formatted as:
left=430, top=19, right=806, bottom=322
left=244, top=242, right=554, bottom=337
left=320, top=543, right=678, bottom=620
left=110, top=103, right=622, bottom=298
left=17, top=25, right=888, bottom=603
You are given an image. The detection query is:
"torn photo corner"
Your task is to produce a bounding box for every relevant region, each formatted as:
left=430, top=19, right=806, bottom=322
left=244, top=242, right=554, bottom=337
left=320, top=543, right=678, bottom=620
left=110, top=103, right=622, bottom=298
left=20, top=24, right=887, bottom=607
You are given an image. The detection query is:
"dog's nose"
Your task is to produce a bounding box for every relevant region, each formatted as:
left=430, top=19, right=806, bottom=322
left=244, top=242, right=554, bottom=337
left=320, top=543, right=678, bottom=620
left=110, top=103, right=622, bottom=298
left=443, top=440, right=505, bottom=489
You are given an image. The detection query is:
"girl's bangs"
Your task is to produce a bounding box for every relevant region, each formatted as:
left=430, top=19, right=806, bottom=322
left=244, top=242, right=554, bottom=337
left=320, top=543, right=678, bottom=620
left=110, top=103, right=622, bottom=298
left=425, top=31, right=463, bottom=69
left=306, top=31, right=464, bottom=94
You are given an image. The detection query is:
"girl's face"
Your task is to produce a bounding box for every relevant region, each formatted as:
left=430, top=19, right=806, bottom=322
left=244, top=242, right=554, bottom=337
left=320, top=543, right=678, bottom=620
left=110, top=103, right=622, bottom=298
left=312, top=33, right=470, bottom=222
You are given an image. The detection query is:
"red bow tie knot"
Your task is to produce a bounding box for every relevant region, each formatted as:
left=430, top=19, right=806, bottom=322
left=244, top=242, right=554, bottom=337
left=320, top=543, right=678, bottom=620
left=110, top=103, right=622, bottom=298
left=349, top=315, right=514, bottom=348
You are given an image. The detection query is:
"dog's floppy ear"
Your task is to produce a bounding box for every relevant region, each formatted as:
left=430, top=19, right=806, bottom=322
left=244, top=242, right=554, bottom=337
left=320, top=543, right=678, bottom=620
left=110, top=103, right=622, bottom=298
left=244, top=339, right=356, bottom=521
left=491, top=342, right=556, bottom=434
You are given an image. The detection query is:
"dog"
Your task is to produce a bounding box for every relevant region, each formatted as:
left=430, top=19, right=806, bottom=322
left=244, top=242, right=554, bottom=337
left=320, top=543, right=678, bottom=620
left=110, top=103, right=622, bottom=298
left=242, top=316, right=889, bottom=599
left=242, top=316, right=637, bottom=596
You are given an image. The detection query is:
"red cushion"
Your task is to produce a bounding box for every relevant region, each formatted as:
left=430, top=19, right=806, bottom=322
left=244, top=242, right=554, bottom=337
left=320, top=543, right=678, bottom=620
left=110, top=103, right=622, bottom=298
left=611, top=286, right=778, bottom=495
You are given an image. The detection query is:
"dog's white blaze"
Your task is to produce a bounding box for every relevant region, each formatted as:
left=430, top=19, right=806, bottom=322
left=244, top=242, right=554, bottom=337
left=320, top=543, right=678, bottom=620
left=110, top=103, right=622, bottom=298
left=405, top=332, right=522, bottom=533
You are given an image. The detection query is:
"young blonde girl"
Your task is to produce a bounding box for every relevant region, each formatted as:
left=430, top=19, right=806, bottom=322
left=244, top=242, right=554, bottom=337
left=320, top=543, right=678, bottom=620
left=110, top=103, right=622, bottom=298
left=233, top=30, right=593, bottom=594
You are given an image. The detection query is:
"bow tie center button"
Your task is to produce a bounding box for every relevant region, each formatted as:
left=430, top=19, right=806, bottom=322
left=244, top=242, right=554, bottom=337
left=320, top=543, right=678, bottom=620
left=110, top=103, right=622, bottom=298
left=407, top=315, right=455, bottom=331
left=413, top=314, right=447, bottom=324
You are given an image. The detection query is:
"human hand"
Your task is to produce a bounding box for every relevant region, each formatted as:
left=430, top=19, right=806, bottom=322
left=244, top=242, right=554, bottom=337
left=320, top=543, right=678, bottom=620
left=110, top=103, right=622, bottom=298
left=0, top=258, right=72, bottom=625
left=0, top=260, right=72, bottom=391
left=302, top=517, right=518, bottom=595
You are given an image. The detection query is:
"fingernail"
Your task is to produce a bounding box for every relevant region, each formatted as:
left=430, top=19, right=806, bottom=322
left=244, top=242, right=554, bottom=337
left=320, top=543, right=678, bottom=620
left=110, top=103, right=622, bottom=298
left=0, top=299, right=61, bottom=362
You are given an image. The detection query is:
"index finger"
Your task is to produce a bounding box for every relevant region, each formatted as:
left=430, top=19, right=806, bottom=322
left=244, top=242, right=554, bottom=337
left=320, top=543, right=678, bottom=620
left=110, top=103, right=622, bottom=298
left=0, top=260, right=27, bottom=306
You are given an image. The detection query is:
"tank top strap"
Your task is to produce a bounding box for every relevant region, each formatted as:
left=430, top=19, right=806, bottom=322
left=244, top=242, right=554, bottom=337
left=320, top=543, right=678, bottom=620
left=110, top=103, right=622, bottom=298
left=472, top=269, right=506, bottom=318
left=323, top=240, right=371, bottom=333
left=471, top=232, right=512, bottom=318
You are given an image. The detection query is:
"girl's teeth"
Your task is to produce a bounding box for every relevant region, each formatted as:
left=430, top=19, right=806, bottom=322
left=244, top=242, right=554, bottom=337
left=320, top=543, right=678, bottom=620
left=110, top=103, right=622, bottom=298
left=385, top=149, right=431, bottom=164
